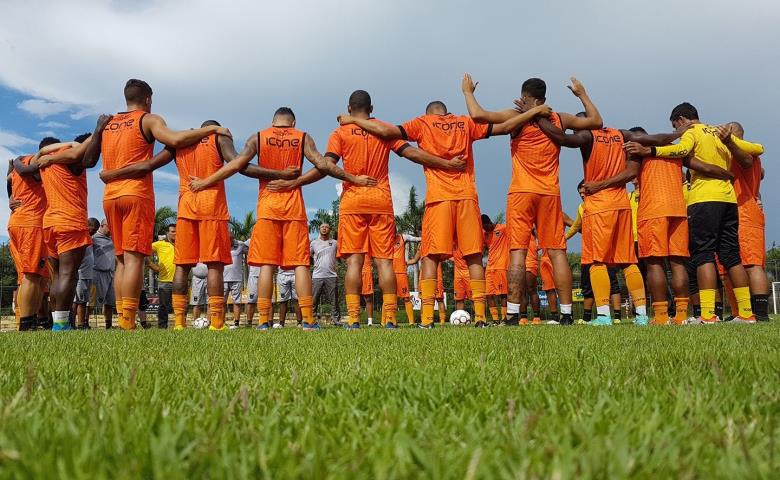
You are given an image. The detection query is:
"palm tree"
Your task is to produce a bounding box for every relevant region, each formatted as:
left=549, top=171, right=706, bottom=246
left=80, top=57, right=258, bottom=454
left=395, top=186, right=424, bottom=235
left=493, top=211, right=505, bottom=225
left=308, top=199, right=340, bottom=238
left=154, top=206, right=177, bottom=237
left=229, top=211, right=256, bottom=241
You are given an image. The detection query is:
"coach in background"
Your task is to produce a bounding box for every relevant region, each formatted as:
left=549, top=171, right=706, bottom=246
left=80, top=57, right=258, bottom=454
left=150, top=224, right=176, bottom=328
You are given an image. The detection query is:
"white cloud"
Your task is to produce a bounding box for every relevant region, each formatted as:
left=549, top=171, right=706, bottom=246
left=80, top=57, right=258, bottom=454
left=388, top=172, right=412, bottom=216
left=334, top=183, right=343, bottom=197
left=17, top=99, right=71, bottom=118
left=154, top=170, right=180, bottom=184
left=38, top=121, right=69, bottom=129
left=0, top=128, right=36, bottom=149
left=37, top=130, right=58, bottom=138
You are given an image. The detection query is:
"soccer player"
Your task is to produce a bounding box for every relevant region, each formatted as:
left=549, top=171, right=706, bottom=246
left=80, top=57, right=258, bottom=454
left=189, top=107, right=373, bottom=330
left=392, top=231, right=421, bottom=324
left=8, top=146, right=50, bottom=331
left=82, top=80, right=230, bottom=330
left=463, top=75, right=603, bottom=326
left=362, top=254, right=375, bottom=325
left=150, top=225, right=175, bottom=329
left=727, top=122, right=770, bottom=322
left=93, top=219, right=116, bottom=328
left=436, top=263, right=446, bottom=324
left=624, top=103, right=762, bottom=323
left=245, top=239, right=260, bottom=327
left=73, top=218, right=100, bottom=329
left=539, top=250, right=560, bottom=324
left=223, top=235, right=248, bottom=327
left=522, top=234, right=541, bottom=325
left=190, top=263, right=209, bottom=322
left=331, top=90, right=472, bottom=329
left=452, top=246, right=472, bottom=313
left=482, top=215, right=510, bottom=324
left=339, top=88, right=547, bottom=328
left=275, top=268, right=302, bottom=328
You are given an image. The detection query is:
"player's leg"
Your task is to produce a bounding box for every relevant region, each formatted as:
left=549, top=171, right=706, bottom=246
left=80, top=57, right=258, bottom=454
left=344, top=253, right=365, bottom=327
left=609, top=268, right=623, bottom=323
left=546, top=290, right=559, bottom=324
left=231, top=285, right=243, bottom=327
left=717, top=203, right=753, bottom=322
left=255, top=265, right=275, bottom=329
left=646, top=257, right=669, bottom=325
left=669, top=257, right=689, bottom=325
left=740, top=222, right=769, bottom=321
left=536, top=195, right=572, bottom=323
left=339, top=214, right=370, bottom=328
left=528, top=279, right=541, bottom=325
left=420, top=202, right=454, bottom=327
left=172, top=264, right=194, bottom=330
left=520, top=271, right=534, bottom=324
left=375, top=258, right=398, bottom=327
left=396, top=273, right=414, bottom=324
left=581, top=213, right=611, bottom=325
left=51, top=245, right=87, bottom=330
left=120, top=250, right=145, bottom=330
left=293, top=265, right=316, bottom=328
left=278, top=298, right=288, bottom=327
left=17, top=273, right=42, bottom=330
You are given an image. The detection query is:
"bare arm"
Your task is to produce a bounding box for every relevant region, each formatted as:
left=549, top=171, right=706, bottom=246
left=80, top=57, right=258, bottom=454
left=82, top=114, right=112, bottom=169
left=537, top=119, right=592, bottom=148
left=98, top=148, right=175, bottom=183
left=684, top=157, right=735, bottom=181
left=36, top=138, right=91, bottom=168
left=336, top=115, right=404, bottom=140
left=563, top=212, right=575, bottom=228
left=583, top=159, right=640, bottom=195
left=13, top=156, right=39, bottom=176
left=491, top=105, right=552, bottom=136
left=406, top=250, right=421, bottom=265
left=461, top=73, right=517, bottom=123
left=621, top=125, right=690, bottom=147
left=144, top=114, right=229, bottom=149
left=558, top=77, right=603, bottom=130
left=190, top=134, right=259, bottom=191
left=265, top=167, right=326, bottom=192
left=303, top=134, right=376, bottom=186
left=400, top=146, right=466, bottom=171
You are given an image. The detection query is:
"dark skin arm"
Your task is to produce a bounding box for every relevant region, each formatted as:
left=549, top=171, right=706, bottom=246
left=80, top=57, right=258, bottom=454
left=684, top=157, right=735, bottom=181
left=583, top=159, right=640, bottom=194
left=620, top=126, right=690, bottom=147
left=400, top=146, right=466, bottom=171
left=536, top=119, right=593, bottom=148
left=98, top=148, right=175, bottom=183
left=13, top=155, right=39, bottom=176
left=82, top=114, right=112, bottom=169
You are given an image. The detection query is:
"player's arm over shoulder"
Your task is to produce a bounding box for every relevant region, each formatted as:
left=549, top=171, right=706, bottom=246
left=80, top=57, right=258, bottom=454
left=144, top=114, right=223, bottom=149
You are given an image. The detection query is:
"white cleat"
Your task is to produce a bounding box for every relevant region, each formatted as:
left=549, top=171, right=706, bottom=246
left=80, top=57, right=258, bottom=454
left=228, top=325, right=239, bottom=330
left=272, top=323, right=283, bottom=329
left=546, top=320, right=560, bottom=325
left=684, top=317, right=701, bottom=325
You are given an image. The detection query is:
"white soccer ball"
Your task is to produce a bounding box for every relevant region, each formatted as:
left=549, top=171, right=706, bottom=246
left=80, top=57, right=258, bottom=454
left=449, top=309, right=471, bottom=325
left=193, top=317, right=210, bottom=329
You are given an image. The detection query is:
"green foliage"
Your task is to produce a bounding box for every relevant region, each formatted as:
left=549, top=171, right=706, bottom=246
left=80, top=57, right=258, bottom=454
left=394, top=185, right=424, bottom=235
left=229, top=211, right=256, bottom=241
left=308, top=199, right=339, bottom=238
left=0, top=322, right=778, bottom=478
left=154, top=206, right=177, bottom=237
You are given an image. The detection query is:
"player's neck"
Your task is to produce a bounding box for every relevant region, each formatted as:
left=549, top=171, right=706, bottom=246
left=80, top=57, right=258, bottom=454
left=320, top=235, right=329, bottom=241
left=271, top=123, right=293, bottom=128
left=351, top=111, right=370, bottom=120
left=126, top=102, right=147, bottom=112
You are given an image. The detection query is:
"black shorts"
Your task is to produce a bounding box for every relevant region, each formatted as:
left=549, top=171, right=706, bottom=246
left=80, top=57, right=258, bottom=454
left=688, top=201, right=740, bottom=269
left=580, top=264, right=620, bottom=299
left=139, top=290, right=149, bottom=312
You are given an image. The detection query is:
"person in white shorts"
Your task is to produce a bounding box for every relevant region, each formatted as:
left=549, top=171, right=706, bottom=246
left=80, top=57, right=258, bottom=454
left=190, top=263, right=208, bottom=321
left=275, top=268, right=301, bottom=327
left=223, top=235, right=248, bottom=327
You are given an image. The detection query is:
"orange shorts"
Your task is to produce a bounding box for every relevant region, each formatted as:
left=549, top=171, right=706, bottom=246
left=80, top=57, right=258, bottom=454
left=43, top=226, right=91, bottom=258
left=248, top=219, right=310, bottom=268
left=486, top=269, right=508, bottom=296
left=9, top=226, right=49, bottom=276
left=507, top=193, right=565, bottom=250
left=175, top=218, right=232, bottom=265
left=395, top=272, right=410, bottom=298
left=525, top=253, right=539, bottom=276
left=637, top=217, right=689, bottom=259
left=338, top=214, right=394, bottom=259
left=541, top=256, right=555, bottom=291
left=739, top=223, right=765, bottom=267
left=454, top=270, right=471, bottom=301
left=361, top=264, right=374, bottom=296
left=581, top=209, right=637, bottom=265
left=104, top=196, right=154, bottom=256
left=420, top=199, right=483, bottom=258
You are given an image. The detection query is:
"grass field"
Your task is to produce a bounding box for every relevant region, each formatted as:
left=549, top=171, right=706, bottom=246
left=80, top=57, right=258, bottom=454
left=1, top=320, right=779, bottom=479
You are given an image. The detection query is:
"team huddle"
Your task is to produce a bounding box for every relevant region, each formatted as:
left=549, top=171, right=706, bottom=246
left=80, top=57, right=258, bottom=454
left=6, top=73, right=769, bottom=331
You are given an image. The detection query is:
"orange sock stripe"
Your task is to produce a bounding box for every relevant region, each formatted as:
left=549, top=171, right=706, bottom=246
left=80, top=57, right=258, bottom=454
left=652, top=301, right=669, bottom=324
left=420, top=279, right=436, bottom=326
left=623, top=264, right=646, bottom=307
left=405, top=301, right=415, bottom=324
left=208, top=296, right=225, bottom=329
left=489, top=306, right=499, bottom=321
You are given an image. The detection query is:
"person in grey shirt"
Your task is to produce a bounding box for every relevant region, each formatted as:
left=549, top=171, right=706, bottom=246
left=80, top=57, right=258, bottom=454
left=310, top=223, right=340, bottom=324
left=72, top=218, right=99, bottom=329
left=244, top=239, right=261, bottom=327
left=190, top=262, right=208, bottom=321
left=92, top=219, right=116, bottom=329
left=224, top=234, right=248, bottom=327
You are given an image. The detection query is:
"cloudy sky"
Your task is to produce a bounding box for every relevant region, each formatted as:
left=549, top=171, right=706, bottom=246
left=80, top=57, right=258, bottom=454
left=1, top=0, right=777, bottom=251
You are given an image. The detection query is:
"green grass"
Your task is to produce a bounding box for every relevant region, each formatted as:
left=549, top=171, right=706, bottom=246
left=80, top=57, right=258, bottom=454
left=1, top=320, right=779, bottom=479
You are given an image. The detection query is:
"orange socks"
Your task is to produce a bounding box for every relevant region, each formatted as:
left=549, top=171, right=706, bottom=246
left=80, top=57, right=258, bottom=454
left=346, top=294, right=361, bottom=326
left=651, top=301, right=669, bottom=325
left=404, top=301, right=415, bottom=324
left=173, top=293, right=188, bottom=328
left=382, top=294, right=397, bottom=325
left=420, top=279, right=436, bottom=326
left=623, top=264, right=647, bottom=315
left=489, top=306, right=499, bottom=322
left=674, top=297, right=689, bottom=325
left=590, top=264, right=611, bottom=316
left=257, top=298, right=272, bottom=326
left=438, top=305, right=446, bottom=324
left=208, top=296, right=225, bottom=329
left=122, top=297, right=139, bottom=330
left=115, top=298, right=123, bottom=329
left=470, top=280, right=486, bottom=323
left=299, top=296, right=314, bottom=325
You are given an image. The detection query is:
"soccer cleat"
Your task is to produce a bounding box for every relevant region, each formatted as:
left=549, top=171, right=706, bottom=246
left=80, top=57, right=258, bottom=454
left=52, top=322, right=72, bottom=332
left=634, top=315, right=649, bottom=326
left=519, top=318, right=529, bottom=326
left=559, top=314, right=574, bottom=326
left=174, top=325, right=185, bottom=331
left=345, top=322, right=361, bottom=330
left=650, top=318, right=670, bottom=326
left=699, top=317, right=718, bottom=325
left=417, top=323, right=433, bottom=329
left=474, top=321, right=488, bottom=328
left=272, top=323, right=283, bottom=329
left=256, top=322, right=271, bottom=331
left=208, top=325, right=226, bottom=331
left=302, top=322, right=321, bottom=331
left=723, top=315, right=735, bottom=323
left=384, top=322, right=397, bottom=330
left=499, top=315, right=519, bottom=327
left=531, top=317, right=542, bottom=325
left=575, top=318, right=588, bottom=325
left=229, top=325, right=240, bottom=330
left=546, top=320, right=561, bottom=325
left=589, top=315, right=612, bottom=326
left=727, top=316, right=756, bottom=324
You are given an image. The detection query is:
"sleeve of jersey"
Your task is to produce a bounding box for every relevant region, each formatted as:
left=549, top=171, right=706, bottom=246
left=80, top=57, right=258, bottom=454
left=398, top=118, right=422, bottom=142
left=654, top=130, right=695, bottom=158
left=564, top=209, right=583, bottom=240
left=731, top=137, right=764, bottom=155
left=469, top=117, right=494, bottom=139
left=324, top=131, right=341, bottom=160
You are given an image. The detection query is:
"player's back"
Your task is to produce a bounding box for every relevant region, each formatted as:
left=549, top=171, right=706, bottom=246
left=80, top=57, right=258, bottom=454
left=486, top=224, right=509, bottom=270
left=684, top=124, right=736, bottom=205
left=637, top=157, right=686, bottom=221
left=392, top=235, right=407, bottom=273
left=40, top=148, right=88, bottom=230
left=101, top=110, right=155, bottom=201
left=584, top=128, right=630, bottom=213
left=731, top=155, right=763, bottom=224
left=509, top=113, right=562, bottom=195
left=258, top=127, right=306, bottom=220
left=176, top=133, right=229, bottom=221
left=9, top=156, right=47, bottom=228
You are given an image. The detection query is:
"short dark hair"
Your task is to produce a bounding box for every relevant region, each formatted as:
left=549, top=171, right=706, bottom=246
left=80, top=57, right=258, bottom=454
left=629, top=126, right=647, bottom=134
left=348, top=90, right=372, bottom=112
left=39, top=137, right=60, bottom=150
left=88, top=218, right=100, bottom=230
left=521, top=78, right=546, bottom=100
left=167, top=224, right=176, bottom=232
left=577, top=179, right=585, bottom=191
left=201, top=120, right=221, bottom=127
left=480, top=214, right=491, bottom=223
left=670, top=102, right=698, bottom=122
left=425, top=101, right=447, bottom=114
left=273, top=107, right=295, bottom=121
left=74, top=133, right=91, bottom=143
left=124, top=79, right=153, bottom=104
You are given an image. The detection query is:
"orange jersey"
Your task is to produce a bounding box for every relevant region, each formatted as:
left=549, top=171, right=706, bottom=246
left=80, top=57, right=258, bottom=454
left=584, top=128, right=630, bottom=214
left=40, top=148, right=88, bottom=230
left=326, top=119, right=407, bottom=215
left=485, top=224, right=509, bottom=271
left=101, top=110, right=155, bottom=202
left=176, top=134, right=229, bottom=221
left=509, top=113, right=562, bottom=195
left=8, top=156, right=47, bottom=228
left=636, top=156, right=686, bottom=220
left=400, top=114, right=491, bottom=203
left=392, top=234, right=407, bottom=274
left=732, top=155, right=763, bottom=226
left=452, top=246, right=469, bottom=277
left=258, top=127, right=307, bottom=221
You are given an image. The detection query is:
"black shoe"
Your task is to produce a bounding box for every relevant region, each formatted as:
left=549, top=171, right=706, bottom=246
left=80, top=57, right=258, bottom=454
left=19, top=316, right=36, bottom=331
left=559, top=314, right=574, bottom=325
left=499, top=314, right=520, bottom=326
left=77, top=323, right=91, bottom=330
left=474, top=321, right=489, bottom=328
left=36, top=316, right=53, bottom=330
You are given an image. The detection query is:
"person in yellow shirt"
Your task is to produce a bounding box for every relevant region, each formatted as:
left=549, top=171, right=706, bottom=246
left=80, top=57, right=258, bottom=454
left=150, top=225, right=176, bottom=329
left=625, top=102, right=762, bottom=324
